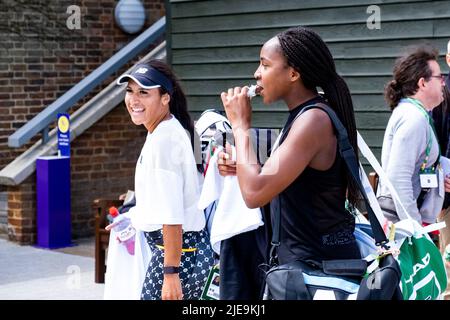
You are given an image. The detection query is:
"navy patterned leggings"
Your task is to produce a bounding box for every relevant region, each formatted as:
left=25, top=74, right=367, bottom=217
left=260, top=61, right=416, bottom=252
left=141, top=229, right=214, bottom=300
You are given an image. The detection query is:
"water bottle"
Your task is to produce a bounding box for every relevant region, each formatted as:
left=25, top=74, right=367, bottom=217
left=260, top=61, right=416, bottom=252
left=107, top=206, right=136, bottom=255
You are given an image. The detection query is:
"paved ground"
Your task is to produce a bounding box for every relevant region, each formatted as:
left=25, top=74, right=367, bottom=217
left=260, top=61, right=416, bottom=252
left=1, top=235, right=449, bottom=301
left=0, top=236, right=105, bottom=300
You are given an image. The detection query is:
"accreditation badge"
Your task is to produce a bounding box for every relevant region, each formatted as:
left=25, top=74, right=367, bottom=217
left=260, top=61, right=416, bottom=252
left=201, top=264, right=220, bottom=300
left=419, top=168, right=438, bottom=188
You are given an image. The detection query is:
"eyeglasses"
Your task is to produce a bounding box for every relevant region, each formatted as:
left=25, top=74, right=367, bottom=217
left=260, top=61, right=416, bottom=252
left=429, top=75, right=445, bottom=82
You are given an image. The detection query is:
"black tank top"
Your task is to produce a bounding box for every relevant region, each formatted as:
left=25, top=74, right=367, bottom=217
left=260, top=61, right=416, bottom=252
left=271, top=96, right=360, bottom=264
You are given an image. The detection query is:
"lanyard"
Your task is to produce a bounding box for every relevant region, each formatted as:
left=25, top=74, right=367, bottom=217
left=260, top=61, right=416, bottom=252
left=402, top=98, right=440, bottom=169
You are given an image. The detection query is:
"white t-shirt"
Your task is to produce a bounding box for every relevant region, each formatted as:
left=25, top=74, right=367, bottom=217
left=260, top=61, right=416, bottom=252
left=129, top=116, right=205, bottom=232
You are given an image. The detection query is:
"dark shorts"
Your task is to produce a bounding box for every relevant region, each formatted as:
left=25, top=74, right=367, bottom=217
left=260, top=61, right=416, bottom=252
left=219, top=225, right=269, bottom=300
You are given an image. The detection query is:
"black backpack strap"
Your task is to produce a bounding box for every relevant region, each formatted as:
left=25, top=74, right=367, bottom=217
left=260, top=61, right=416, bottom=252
left=302, top=103, right=388, bottom=247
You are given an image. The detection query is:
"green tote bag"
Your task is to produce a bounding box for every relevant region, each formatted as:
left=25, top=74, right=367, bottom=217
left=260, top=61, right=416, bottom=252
left=398, top=234, right=447, bottom=300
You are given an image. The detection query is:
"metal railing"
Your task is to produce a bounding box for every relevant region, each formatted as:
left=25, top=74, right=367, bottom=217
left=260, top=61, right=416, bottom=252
left=8, top=16, right=166, bottom=148
left=0, top=42, right=166, bottom=186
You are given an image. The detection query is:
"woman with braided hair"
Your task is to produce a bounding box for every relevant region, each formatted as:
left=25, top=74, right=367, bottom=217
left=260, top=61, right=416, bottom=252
left=218, top=26, right=361, bottom=297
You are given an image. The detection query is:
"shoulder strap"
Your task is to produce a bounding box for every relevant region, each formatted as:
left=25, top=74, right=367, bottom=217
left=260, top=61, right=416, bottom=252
left=270, top=103, right=388, bottom=260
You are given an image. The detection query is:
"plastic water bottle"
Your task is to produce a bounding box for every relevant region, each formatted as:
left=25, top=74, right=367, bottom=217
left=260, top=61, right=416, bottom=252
left=107, top=206, right=136, bottom=255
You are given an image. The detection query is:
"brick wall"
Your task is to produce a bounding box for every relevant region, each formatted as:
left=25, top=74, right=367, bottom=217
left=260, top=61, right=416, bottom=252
left=7, top=175, right=36, bottom=244
left=7, top=104, right=147, bottom=243
left=1, top=0, right=165, bottom=244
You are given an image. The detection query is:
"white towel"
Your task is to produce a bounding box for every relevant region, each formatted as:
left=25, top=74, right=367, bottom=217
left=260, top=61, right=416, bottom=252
left=104, top=224, right=151, bottom=300
left=198, top=147, right=264, bottom=254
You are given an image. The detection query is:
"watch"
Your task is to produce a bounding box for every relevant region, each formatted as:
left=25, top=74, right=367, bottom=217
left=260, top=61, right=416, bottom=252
left=163, top=266, right=180, bottom=274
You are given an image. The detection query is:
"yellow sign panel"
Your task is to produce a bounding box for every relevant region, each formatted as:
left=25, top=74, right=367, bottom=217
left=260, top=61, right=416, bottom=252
left=58, top=115, right=69, bottom=133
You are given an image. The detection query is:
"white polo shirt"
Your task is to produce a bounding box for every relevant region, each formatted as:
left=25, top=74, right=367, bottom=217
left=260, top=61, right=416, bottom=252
left=129, top=116, right=205, bottom=232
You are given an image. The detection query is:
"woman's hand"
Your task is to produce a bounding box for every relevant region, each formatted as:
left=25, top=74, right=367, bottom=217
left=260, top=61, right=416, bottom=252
left=162, top=274, right=183, bottom=300
left=445, top=175, right=450, bottom=193
left=118, top=192, right=127, bottom=201
left=218, top=142, right=236, bottom=176
left=220, top=86, right=252, bottom=132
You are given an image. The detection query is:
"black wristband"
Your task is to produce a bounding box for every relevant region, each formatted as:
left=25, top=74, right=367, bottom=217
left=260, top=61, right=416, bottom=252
left=163, top=266, right=180, bottom=274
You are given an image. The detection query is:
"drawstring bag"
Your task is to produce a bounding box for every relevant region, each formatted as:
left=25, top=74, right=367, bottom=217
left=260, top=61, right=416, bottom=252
left=398, top=232, right=447, bottom=300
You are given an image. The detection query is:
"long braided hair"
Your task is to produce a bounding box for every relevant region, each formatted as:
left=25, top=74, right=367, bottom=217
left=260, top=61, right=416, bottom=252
left=277, top=26, right=360, bottom=205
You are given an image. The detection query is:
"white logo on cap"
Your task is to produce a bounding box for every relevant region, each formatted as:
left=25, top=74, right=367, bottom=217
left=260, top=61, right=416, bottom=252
left=135, top=67, right=148, bottom=74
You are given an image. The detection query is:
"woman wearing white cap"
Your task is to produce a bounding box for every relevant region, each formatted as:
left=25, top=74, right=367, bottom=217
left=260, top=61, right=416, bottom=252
left=116, top=60, right=213, bottom=300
